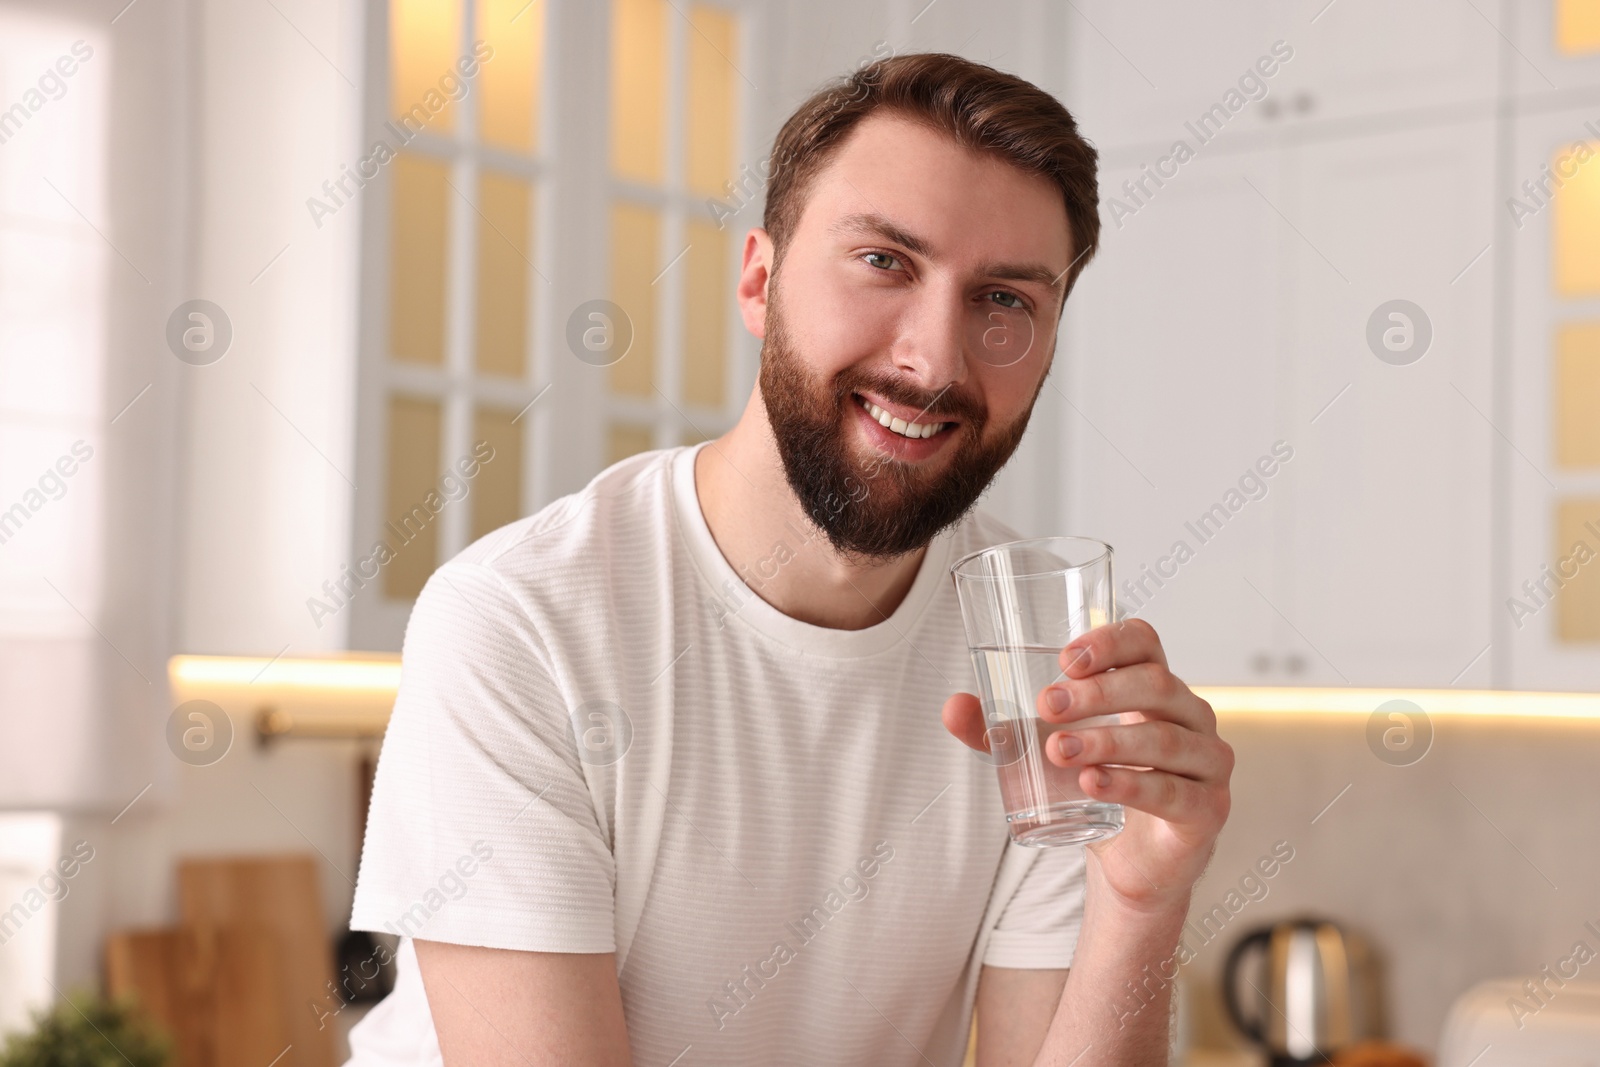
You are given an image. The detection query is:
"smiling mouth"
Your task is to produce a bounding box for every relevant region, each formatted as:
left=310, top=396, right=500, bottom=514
left=852, top=393, right=952, bottom=440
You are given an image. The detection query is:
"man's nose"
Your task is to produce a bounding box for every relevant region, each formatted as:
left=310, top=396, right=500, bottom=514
left=889, top=284, right=970, bottom=395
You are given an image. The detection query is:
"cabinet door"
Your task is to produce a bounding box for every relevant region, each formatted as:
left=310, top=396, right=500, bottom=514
left=1060, top=0, right=1497, bottom=154
left=1506, top=105, right=1600, bottom=691
left=1060, top=0, right=1285, bottom=153
left=1278, top=120, right=1496, bottom=687
left=1061, top=147, right=1288, bottom=684
left=1277, top=0, right=1496, bottom=124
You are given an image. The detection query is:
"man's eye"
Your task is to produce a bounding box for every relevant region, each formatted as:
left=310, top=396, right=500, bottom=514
left=989, top=291, right=1026, bottom=310
left=863, top=251, right=901, bottom=271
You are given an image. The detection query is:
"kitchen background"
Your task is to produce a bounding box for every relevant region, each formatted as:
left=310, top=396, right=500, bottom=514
left=0, top=0, right=1597, bottom=1063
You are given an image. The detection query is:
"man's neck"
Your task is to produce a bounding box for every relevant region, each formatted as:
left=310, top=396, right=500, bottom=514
left=692, top=392, right=929, bottom=632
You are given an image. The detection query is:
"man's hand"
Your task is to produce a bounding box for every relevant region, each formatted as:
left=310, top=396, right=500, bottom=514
left=942, top=617, right=1232, bottom=913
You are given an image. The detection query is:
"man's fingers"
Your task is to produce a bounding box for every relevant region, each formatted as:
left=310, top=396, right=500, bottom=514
left=942, top=692, right=990, bottom=754
left=1037, top=661, right=1216, bottom=734
left=1078, top=764, right=1230, bottom=829
left=1046, top=721, right=1234, bottom=783
left=1059, top=616, right=1169, bottom=677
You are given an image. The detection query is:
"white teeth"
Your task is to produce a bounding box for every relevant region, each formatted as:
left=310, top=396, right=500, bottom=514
left=858, top=396, right=945, bottom=440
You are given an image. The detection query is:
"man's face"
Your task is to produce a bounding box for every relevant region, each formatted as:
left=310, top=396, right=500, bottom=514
left=750, top=111, right=1075, bottom=562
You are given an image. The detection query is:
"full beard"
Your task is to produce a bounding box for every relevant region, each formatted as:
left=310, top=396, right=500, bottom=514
left=758, top=278, right=1035, bottom=564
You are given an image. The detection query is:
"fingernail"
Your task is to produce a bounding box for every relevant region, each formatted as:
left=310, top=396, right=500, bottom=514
left=1045, top=687, right=1071, bottom=714
left=1095, top=768, right=1111, bottom=788
left=1067, top=646, right=1092, bottom=672
left=1055, top=734, right=1082, bottom=759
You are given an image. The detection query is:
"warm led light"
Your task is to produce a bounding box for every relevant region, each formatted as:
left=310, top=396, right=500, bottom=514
left=164, top=655, right=1600, bottom=723
left=169, top=654, right=402, bottom=692
left=1195, top=686, right=1600, bottom=720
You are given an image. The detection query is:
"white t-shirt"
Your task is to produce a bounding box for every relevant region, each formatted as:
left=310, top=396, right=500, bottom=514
left=345, top=442, right=1087, bottom=1067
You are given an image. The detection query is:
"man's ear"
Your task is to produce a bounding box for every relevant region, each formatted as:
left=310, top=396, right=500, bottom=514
left=736, top=228, right=776, bottom=339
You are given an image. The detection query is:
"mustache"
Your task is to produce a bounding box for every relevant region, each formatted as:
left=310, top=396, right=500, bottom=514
left=839, top=378, right=984, bottom=426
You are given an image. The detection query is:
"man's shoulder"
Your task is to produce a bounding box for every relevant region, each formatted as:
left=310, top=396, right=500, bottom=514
left=448, top=446, right=681, bottom=591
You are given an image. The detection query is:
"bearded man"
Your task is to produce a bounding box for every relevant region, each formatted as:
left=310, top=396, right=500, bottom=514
left=347, top=50, right=1232, bottom=1067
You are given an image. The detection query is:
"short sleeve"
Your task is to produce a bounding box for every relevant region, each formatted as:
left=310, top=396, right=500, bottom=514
left=981, top=842, right=1087, bottom=969
left=349, top=559, right=616, bottom=954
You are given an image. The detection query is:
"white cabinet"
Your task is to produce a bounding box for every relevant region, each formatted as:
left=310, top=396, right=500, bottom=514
left=1060, top=1, right=1286, bottom=153
left=1062, top=0, right=1496, bottom=157
left=1062, top=115, right=1498, bottom=685
left=1277, top=120, right=1496, bottom=687
left=1061, top=147, right=1289, bottom=683
left=1275, top=0, right=1497, bottom=124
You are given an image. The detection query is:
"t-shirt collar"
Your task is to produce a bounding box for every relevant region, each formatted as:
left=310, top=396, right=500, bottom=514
left=670, top=441, right=957, bottom=659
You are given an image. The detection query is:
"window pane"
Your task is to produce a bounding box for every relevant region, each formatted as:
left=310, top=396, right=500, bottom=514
left=471, top=406, right=524, bottom=540
left=1553, top=143, right=1600, bottom=297
left=682, top=218, right=728, bottom=408
left=475, top=171, right=533, bottom=377
left=611, top=0, right=667, bottom=183
left=608, top=422, right=656, bottom=465
left=686, top=4, right=738, bottom=199
left=1555, top=497, right=1600, bottom=642
left=608, top=201, right=660, bottom=395
left=391, top=0, right=460, bottom=134
left=1557, top=0, right=1600, bottom=54
left=479, top=0, right=543, bottom=153
left=385, top=395, right=443, bottom=599
left=390, top=153, right=451, bottom=365
left=1556, top=322, right=1600, bottom=467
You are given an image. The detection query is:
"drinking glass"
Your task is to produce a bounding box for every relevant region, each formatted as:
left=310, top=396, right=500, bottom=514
left=951, top=536, right=1124, bottom=847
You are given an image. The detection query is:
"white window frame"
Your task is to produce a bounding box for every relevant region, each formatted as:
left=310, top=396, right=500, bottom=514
left=351, top=0, right=761, bottom=649
left=603, top=0, right=758, bottom=454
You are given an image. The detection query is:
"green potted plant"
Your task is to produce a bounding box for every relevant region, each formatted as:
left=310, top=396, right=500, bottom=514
left=0, top=991, right=170, bottom=1067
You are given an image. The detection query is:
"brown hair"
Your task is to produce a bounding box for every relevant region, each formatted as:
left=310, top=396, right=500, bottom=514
left=762, top=51, right=1101, bottom=301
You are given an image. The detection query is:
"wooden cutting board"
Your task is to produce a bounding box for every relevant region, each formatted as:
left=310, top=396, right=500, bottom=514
left=105, top=926, right=291, bottom=1067
left=106, top=929, right=204, bottom=1065
left=178, top=854, right=336, bottom=1067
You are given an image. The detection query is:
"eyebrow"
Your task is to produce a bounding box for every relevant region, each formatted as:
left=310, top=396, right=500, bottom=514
left=827, top=211, right=1068, bottom=293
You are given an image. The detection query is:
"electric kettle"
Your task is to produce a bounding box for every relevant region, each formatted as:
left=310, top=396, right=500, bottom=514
left=1222, top=917, right=1381, bottom=1066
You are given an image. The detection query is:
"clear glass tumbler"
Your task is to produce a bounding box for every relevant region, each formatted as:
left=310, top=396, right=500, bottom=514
left=951, top=536, right=1125, bottom=847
